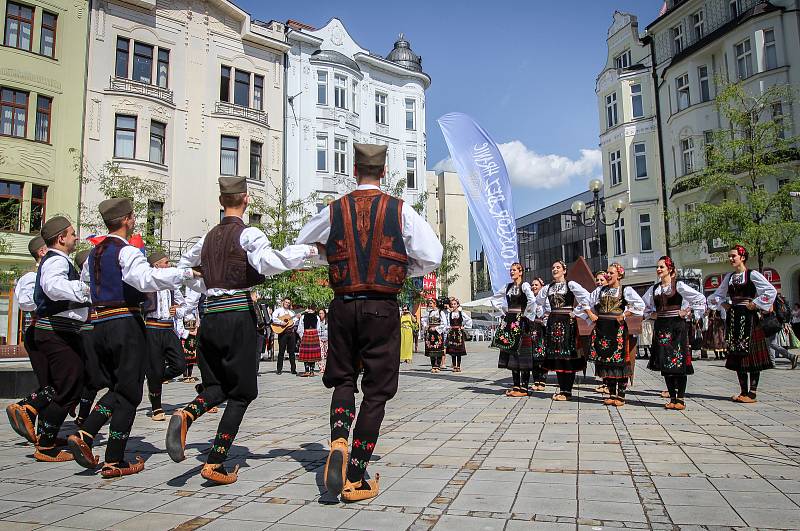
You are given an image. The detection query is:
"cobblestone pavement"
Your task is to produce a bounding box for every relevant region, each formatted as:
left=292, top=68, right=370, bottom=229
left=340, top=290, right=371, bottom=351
left=2, top=344, right=800, bottom=530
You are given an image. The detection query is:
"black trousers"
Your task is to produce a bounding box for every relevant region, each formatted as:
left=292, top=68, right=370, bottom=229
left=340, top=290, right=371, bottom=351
left=183, top=310, right=259, bottom=464
left=277, top=331, right=297, bottom=373
left=145, top=327, right=186, bottom=410
left=325, top=298, right=400, bottom=482
left=32, top=327, right=84, bottom=445
left=80, top=316, right=147, bottom=463
left=24, top=326, right=48, bottom=389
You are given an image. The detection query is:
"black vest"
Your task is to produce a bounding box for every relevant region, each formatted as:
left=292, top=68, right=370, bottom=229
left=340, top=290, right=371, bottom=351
left=505, top=283, right=528, bottom=312
left=34, top=251, right=87, bottom=318
left=325, top=189, right=408, bottom=295
left=200, top=217, right=265, bottom=290
left=143, top=290, right=175, bottom=316
left=654, top=281, right=683, bottom=312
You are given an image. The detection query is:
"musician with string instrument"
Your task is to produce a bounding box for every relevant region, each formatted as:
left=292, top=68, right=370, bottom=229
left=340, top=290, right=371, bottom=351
left=271, top=297, right=301, bottom=375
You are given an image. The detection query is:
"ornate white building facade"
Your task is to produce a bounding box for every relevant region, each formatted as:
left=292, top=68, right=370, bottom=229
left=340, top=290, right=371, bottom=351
left=284, top=18, right=431, bottom=209
left=83, top=0, right=288, bottom=251
left=596, top=12, right=665, bottom=289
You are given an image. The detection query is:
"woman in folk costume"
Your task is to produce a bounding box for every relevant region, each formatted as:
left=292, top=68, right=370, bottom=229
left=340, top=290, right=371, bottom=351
left=707, top=245, right=777, bottom=403
left=400, top=307, right=414, bottom=364
left=318, top=309, right=329, bottom=373
left=585, top=263, right=645, bottom=407
left=703, top=308, right=726, bottom=359
left=528, top=278, right=548, bottom=391
left=446, top=298, right=472, bottom=372
left=424, top=298, right=447, bottom=372
left=593, top=270, right=609, bottom=394
left=493, top=263, right=536, bottom=397
left=536, top=260, right=592, bottom=401
left=642, top=256, right=706, bottom=410
left=298, top=309, right=322, bottom=377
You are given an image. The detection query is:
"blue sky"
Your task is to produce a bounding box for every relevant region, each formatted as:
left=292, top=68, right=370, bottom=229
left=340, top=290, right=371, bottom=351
left=235, top=0, right=664, bottom=256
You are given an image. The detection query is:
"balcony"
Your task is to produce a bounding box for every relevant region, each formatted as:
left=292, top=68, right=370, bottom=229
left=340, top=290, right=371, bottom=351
left=108, top=76, right=174, bottom=105
left=215, top=101, right=268, bottom=127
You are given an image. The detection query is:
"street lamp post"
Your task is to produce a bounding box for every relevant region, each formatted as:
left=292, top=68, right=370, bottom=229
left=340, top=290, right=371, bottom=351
left=570, top=179, right=627, bottom=258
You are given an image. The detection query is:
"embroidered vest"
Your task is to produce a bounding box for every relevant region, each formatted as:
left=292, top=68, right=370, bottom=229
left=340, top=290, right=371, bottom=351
left=325, top=189, right=408, bottom=295
left=34, top=251, right=87, bottom=318
left=547, top=282, right=575, bottom=309
left=505, top=283, right=527, bottom=312
left=87, top=238, right=146, bottom=308
left=597, top=286, right=626, bottom=315
left=200, top=217, right=266, bottom=290
left=654, top=281, right=683, bottom=312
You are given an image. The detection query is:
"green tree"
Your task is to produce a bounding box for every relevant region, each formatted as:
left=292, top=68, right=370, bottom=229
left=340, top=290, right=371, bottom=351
left=675, top=80, right=800, bottom=271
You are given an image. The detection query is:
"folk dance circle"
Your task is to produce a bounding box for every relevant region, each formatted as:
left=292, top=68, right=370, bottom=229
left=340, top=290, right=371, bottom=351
left=3, top=141, right=783, bottom=505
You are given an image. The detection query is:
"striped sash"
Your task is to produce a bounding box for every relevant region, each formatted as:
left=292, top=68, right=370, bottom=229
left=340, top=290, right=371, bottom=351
left=202, top=293, right=252, bottom=314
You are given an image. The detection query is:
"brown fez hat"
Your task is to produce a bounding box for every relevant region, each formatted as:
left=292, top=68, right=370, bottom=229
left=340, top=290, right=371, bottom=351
left=27, top=235, right=45, bottom=255
left=354, top=143, right=387, bottom=168
left=40, top=216, right=71, bottom=241
left=147, top=250, right=168, bottom=266
left=219, top=176, right=247, bottom=195
left=99, top=198, right=134, bottom=223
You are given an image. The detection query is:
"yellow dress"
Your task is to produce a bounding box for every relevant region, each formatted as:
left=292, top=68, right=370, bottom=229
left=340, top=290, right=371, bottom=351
left=400, top=314, right=414, bottom=362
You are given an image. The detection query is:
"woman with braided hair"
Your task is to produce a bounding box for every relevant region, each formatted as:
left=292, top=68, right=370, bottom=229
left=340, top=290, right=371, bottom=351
left=642, top=256, right=706, bottom=410
left=707, top=245, right=776, bottom=403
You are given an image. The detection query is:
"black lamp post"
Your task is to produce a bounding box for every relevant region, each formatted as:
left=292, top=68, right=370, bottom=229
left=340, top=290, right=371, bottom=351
left=570, top=179, right=627, bottom=255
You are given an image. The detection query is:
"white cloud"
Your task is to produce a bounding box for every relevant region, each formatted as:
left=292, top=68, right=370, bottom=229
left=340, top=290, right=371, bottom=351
left=434, top=140, right=602, bottom=189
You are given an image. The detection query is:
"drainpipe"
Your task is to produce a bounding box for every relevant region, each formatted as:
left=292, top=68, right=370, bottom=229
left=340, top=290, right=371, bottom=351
left=77, top=0, right=93, bottom=235
left=282, top=46, right=289, bottom=209
left=647, top=35, right=671, bottom=256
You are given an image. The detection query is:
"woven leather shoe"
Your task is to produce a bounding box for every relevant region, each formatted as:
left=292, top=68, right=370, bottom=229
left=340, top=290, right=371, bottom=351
left=166, top=410, right=193, bottom=462
left=324, top=438, right=348, bottom=496
left=341, top=474, right=380, bottom=502
left=201, top=463, right=240, bottom=485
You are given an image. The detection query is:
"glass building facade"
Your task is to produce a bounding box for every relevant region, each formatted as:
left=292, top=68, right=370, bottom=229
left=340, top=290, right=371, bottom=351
left=517, top=190, right=607, bottom=283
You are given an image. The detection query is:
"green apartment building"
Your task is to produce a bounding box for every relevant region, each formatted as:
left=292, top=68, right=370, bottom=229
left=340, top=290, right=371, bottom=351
left=0, top=0, right=88, bottom=350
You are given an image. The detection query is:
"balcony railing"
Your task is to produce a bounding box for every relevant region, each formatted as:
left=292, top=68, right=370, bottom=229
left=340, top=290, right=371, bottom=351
left=108, top=76, right=174, bottom=105
left=215, top=101, right=268, bottom=126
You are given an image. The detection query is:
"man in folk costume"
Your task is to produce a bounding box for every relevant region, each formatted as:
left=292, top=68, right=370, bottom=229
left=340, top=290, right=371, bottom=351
left=6, top=235, right=51, bottom=444
left=143, top=251, right=188, bottom=421
left=28, top=217, right=91, bottom=462
left=297, top=143, right=442, bottom=502
left=272, top=297, right=299, bottom=375
left=67, top=198, right=196, bottom=478
left=167, top=177, right=317, bottom=485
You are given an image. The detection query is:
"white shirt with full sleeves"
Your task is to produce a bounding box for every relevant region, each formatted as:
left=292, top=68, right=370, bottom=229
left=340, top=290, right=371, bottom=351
left=642, top=281, right=707, bottom=320
left=587, top=286, right=645, bottom=316
left=80, top=235, right=192, bottom=297
left=446, top=310, right=473, bottom=331
left=40, top=249, right=90, bottom=322
left=707, top=270, right=777, bottom=312
left=296, top=184, right=443, bottom=278
left=15, top=271, right=37, bottom=312
left=491, top=282, right=537, bottom=321
left=535, top=281, right=592, bottom=323
left=179, top=220, right=315, bottom=297
left=423, top=309, right=448, bottom=334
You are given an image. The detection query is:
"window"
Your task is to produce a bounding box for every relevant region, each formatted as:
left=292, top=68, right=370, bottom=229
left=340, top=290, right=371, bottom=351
left=634, top=142, right=647, bottom=179
left=234, top=70, right=250, bottom=107
left=149, top=121, right=165, bottom=164
left=146, top=200, right=163, bottom=241
left=729, top=0, right=740, bottom=19
left=220, top=136, right=238, bottom=176
left=676, top=73, right=690, bottom=111
left=764, top=29, right=777, bottom=70
left=0, top=181, right=23, bottom=231
left=29, top=184, right=45, bottom=232
left=631, top=83, right=643, bottom=118
left=316, top=135, right=327, bottom=172
left=334, top=137, right=346, bottom=174
left=375, top=92, right=387, bottom=125
left=250, top=141, right=262, bottom=181
left=114, top=115, right=136, bottom=158
left=704, top=130, right=715, bottom=164
left=406, top=156, right=417, bottom=189
left=405, top=99, right=416, bottom=131
left=614, top=50, right=631, bottom=69
left=610, top=150, right=622, bottom=186
left=772, top=102, right=784, bottom=139
left=1, top=88, right=27, bottom=137
left=672, top=25, right=684, bottom=54
left=352, top=80, right=358, bottom=113
left=35, top=95, right=51, bottom=143
left=4, top=2, right=33, bottom=51
left=317, top=71, right=327, bottom=105
left=220, top=66, right=231, bottom=102
left=249, top=213, right=262, bottom=226
left=132, top=42, right=153, bottom=84
left=40, top=11, right=56, bottom=58
left=157, top=49, right=169, bottom=88
left=115, top=38, right=129, bottom=78
left=334, top=74, right=347, bottom=110
left=613, top=218, right=626, bottom=255
left=253, top=75, right=264, bottom=110
left=735, top=39, right=753, bottom=79
left=681, top=137, right=695, bottom=175
left=693, top=10, right=705, bottom=41
left=639, top=213, right=652, bottom=252
left=605, top=92, right=618, bottom=128
left=698, top=65, right=710, bottom=102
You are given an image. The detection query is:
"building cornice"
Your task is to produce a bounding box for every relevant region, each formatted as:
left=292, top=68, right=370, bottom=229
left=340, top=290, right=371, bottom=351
left=355, top=53, right=431, bottom=88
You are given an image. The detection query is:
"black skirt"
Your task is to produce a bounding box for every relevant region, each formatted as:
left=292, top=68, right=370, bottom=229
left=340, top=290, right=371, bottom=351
left=650, top=316, right=694, bottom=376
left=725, top=306, right=772, bottom=371
left=590, top=317, right=633, bottom=379
left=544, top=313, right=586, bottom=372
left=498, top=318, right=534, bottom=371
left=446, top=329, right=467, bottom=355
